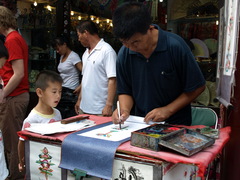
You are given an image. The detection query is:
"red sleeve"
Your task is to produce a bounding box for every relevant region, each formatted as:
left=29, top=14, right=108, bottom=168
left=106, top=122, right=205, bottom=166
left=5, top=38, right=24, bottom=62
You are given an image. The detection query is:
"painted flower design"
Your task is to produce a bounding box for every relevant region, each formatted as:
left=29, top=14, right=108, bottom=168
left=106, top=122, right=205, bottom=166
left=36, top=147, right=55, bottom=179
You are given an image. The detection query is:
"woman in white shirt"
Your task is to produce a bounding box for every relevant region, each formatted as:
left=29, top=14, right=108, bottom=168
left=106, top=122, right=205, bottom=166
left=53, top=36, right=82, bottom=118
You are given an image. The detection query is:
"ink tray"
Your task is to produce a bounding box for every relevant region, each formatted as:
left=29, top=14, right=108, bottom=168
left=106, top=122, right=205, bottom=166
left=131, top=124, right=182, bottom=151
left=158, top=128, right=215, bottom=156
left=196, top=127, right=219, bottom=139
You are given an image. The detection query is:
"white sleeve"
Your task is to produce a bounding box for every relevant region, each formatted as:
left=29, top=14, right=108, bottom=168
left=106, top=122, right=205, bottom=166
left=104, top=49, right=117, bottom=78
left=54, top=108, right=62, bottom=120
left=71, top=52, right=82, bottom=65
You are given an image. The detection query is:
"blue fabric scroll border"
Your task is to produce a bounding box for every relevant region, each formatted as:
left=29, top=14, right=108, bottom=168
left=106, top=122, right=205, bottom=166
left=59, top=122, right=130, bottom=179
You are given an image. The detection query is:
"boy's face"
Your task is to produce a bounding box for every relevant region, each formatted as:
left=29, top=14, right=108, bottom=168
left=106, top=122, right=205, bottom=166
left=41, top=81, right=62, bottom=108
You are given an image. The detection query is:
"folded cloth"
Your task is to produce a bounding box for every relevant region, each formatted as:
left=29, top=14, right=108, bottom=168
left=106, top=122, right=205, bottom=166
left=59, top=122, right=130, bottom=179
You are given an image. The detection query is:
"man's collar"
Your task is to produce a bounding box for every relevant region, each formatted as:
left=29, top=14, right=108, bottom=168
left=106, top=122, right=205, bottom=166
left=87, top=38, right=104, bottom=52
left=154, top=24, right=167, bottom=52
left=93, top=38, right=104, bottom=50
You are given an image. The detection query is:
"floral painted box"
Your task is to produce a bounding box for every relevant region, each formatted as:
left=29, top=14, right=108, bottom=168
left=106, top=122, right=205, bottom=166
left=130, top=124, right=182, bottom=151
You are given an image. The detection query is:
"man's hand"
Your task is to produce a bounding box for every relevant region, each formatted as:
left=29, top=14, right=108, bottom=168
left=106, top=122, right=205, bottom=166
left=102, top=105, right=113, bottom=116
left=112, top=109, right=130, bottom=124
left=144, top=107, right=172, bottom=124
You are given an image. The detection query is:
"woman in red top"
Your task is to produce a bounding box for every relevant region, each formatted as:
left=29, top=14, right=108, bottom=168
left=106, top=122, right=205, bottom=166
left=0, top=6, right=29, bottom=180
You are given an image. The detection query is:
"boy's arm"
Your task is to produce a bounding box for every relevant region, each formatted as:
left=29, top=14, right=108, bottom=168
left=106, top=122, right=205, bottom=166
left=18, top=139, right=25, bottom=172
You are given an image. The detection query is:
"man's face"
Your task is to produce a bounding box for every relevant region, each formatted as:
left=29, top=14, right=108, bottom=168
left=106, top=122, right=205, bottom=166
left=120, top=31, right=150, bottom=53
left=77, top=30, right=89, bottom=48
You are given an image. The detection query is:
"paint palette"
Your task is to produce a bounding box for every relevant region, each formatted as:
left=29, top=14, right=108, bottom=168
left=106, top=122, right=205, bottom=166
left=158, top=128, right=215, bottom=156
left=195, top=127, right=219, bottom=139
left=131, top=124, right=182, bottom=151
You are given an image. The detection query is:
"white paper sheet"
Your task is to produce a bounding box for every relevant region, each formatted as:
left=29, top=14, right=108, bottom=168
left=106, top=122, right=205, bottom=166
left=78, top=122, right=149, bottom=141
left=125, top=115, right=165, bottom=125
left=25, top=120, right=95, bottom=135
left=77, top=115, right=162, bottom=141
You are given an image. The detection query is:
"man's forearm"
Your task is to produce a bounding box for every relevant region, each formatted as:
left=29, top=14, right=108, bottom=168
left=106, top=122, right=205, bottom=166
left=106, top=77, right=117, bottom=106
left=118, top=94, right=134, bottom=114
left=165, top=85, right=206, bottom=116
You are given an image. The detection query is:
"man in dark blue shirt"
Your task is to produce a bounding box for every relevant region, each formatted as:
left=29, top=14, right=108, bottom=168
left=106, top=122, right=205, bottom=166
left=112, top=2, right=205, bottom=125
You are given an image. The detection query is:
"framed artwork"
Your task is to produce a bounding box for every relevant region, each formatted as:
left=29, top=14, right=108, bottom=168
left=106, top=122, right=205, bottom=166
left=216, top=0, right=239, bottom=107
left=216, top=7, right=225, bottom=79
left=223, top=0, right=239, bottom=76
left=112, top=158, right=155, bottom=180
left=28, top=141, right=62, bottom=180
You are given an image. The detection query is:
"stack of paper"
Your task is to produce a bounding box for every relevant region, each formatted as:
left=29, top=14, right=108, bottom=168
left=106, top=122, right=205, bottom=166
left=25, top=119, right=95, bottom=135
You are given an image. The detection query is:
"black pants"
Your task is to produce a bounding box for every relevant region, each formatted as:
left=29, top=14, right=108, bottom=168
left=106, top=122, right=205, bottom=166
left=56, top=87, right=78, bottom=119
